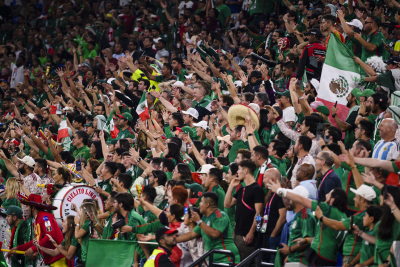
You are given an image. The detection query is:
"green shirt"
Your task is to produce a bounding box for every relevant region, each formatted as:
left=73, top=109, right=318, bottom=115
left=259, top=124, right=280, bottom=145
left=102, top=212, right=115, bottom=239
left=344, top=109, right=359, bottom=149
left=117, top=210, right=146, bottom=260
left=10, top=220, right=29, bottom=267
left=193, top=209, right=240, bottom=264
left=345, top=36, right=362, bottom=58
left=360, top=228, right=375, bottom=265
left=208, top=185, right=226, bottom=211
left=228, top=140, right=248, bottom=163
left=340, top=162, right=364, bottom=211
left=310, top=201, right=347, bottom=261
left=98, top=178, right=113, bottom=200
left=81, top=220, right=91, bottom=262
left=342, top=210, right=367, bottom=256
left=2, top=197, right=21, bottom=210
left=287, top=209, right=316, bottom=265
left=360, top=30, right=385, bottom=64
left=224, top=184, right=241, bottom=233
left=374, top=220, right=400, bottom=265
left=216, top=4, right=231, bottom=28
left=116, top=127, right=135, bottom=140
left=175, top=68, right=188, bottom=82
left=61, top=235, right=81, bottom=259
left=70, top=145, right=92, bottom=161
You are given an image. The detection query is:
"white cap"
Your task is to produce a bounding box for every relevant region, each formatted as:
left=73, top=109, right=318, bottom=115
left=248, top=103, right=260, bottom=114
left=182, top=108, right=199, bottom=119
left=173, top=81, right=184, bottom=87
left=17, top=156, right=35, bottom=168
left=346, top=19, right=363, bottom=30
left=107, top=78, right=116, bottom=84
left=197, top=164, right=216, bottom=174
left=288, top=186, right=309, bottom=199
left=184, top=73, right=193, bottom=79
left=27, top=113, right=35, bottom=119
left=193, top=121, right=209, bottom=130
left=350, top=184, right=377, bottom=201
left=310, top=78, right=320, bottom=92
left=216, top=135, right=233, bottom=146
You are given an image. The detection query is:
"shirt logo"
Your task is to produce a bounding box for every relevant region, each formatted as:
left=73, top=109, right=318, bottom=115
left=292, top=221, right=297, bottom=229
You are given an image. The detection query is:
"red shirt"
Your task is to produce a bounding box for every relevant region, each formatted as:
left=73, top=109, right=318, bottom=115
left=17, top=211, right=65, bottom=264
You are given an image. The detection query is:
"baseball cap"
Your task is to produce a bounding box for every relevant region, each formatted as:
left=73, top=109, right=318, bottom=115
left=6, top=205, right=23, bottom=217
left=362, top=89, right=375, bottom=98
left=350, top=184, right=376, bottom=201
left=117, top=112, right=133, bottom=122
left=82, top=62, right=92, bottom=70
left=351, top=88, right=362, bottom=105
left=288, top=186, right=309, bottom=199
left=248, top=103, right=260, bottom=114
left=193, top=121, right=209, bottom=130
left=384, top=56, right=400, bottom=65
left=84, top=122, right=93, bottom=127
left=17, top=156, right=35, bottom=168
left=276, top=90, right=291, bottom=101
left=184, top=183, right=204, bottom=195
left=310, top=78, right=320, bottom=92
left=217, top=135, right=233, bottom=146
left=197, top=164, right=216, bottom=174
left=27, top=113, right=35, bottom=119
left=250, top=71, right=262, bottom=79
left=346, top=19, right=363, bottom=30
left=316, top=105, right=330, bottom=116
left=182, top=108, right=199, bottom=119
left=155, top=227, right=178, bottom=243
left=303, top=28, right=323, bottom=38
left=173, top=81, right=184, bottom=87
left=106, top=139, right=118, bottom=145
left=176, top=126, right=192, bottom=134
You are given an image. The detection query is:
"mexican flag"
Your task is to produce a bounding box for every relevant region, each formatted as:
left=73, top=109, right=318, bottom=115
left=136, top=92, right=149, bottom=121
left=86, top=240, right=137, bottom=267
left=104, top=112, right=118, bottom=139
left=57, top=117, right=69, bottom=141
left=317, top=34, right=361, bottom=125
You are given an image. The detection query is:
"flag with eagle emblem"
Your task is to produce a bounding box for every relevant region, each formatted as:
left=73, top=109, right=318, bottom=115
left=136, top=92, right=150, bottom=121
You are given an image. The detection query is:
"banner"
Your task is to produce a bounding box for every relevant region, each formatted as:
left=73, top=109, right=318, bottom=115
left=86, top=239, right=136, bottom=267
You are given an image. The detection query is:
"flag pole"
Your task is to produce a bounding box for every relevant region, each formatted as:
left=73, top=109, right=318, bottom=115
left=1, top=249, right=25, bottom=254
left=136, top=241, right=158, bottom=245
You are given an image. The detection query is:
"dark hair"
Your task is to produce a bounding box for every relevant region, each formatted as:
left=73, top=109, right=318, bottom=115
left=152, top=170, right=167, bottom=186
left=229, top=162, right=238, bottom=175
left=169, top=204, right=184, bottom=222
left=202, top=192, right=219, bottom=207
left=256, top=92, right=270, bottom=106
left=327, top=143, right=342, bottom=156
left=370, top=16, right=380, bottom=26
left=60, top=151, right=75, bottom=164
left=115, top=163, right=126, bottom=175
left=379, top=186, right=400, bottom=239
left=271, top=139, right=287, bottom=158
left=359, top=120, right=374, bottom=138
left=298, top=135, right=312, bottom=152
left=75, top=131, right=89, bottom=146
left=253, top=145, right=269, bottom=160
left=73, top=115, right=86, bottom=127
left=330, top=188, right=348, bottom=213
left=304, top=115, right=323, bottom=135
left=171, top=112, right=184, bottom=127
left=30, top=119, right=40, bottom=132
left=104, top=162, right=118, bottom=175
left=371, top=93, right=388, bottom=112
left=176, top=163, right=192, bottom=182
left=142, top=186, right=157, bottom=203
left=243, top=92, right=255, bottom=102
left=356, top=139, right=372, bottom=153
left=117, top=173, right=133, bottom=189
left=138, top=79, right=150, bottom=88
left=221, top=95, right=234, bottom=107
left=165, top=142, right=182, bottom=164
left=34, top=158, right=47, bottom=171
left=236, top=149, right=251, bottom=160
left=114, top=193, right=134, bottom=211
left=239, top=160, right=257, bottom=175
left=323, top=14, right=336, bottom=24
left=162, top=158, right=175, bottom=172
left=91, top=141, right=103, bottom=160
left=209, top=168, right=223, bottom=183
left=117, top=139, right=130, bottom=150
left=327, top=126, right=342, bottom=143
left=283, top=61, right=296, bottom=72
left=287, top=10, right=298, bottom=21
left=365, top=205, right=382, bottom=224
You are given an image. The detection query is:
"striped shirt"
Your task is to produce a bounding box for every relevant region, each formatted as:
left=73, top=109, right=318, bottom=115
left=372, top=139, right=400, bottom=160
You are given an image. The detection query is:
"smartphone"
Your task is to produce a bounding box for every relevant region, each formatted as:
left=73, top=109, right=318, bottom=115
left=334, top=101, right=338, bottom=107
left=76, top=155, right=82, bottom=171
left=349, top=216, right=354, bottom=230
left=206, top=157, right=215, bottom=164
left=316, top=123, right=324, bottom=141
left=188, top=208, right=192, bottom=219
left=384, top=184, right=388, bottom=199
left=296, top=80, right=301, bottom=87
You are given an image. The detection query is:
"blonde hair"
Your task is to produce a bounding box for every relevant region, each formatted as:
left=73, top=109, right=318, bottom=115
left=78, top=202, right=99, bottom=245
left=6, top=178, right=20, bottom=199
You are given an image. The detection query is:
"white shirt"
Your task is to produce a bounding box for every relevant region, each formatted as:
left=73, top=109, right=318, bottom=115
left=290, top=154, right=316, bottom=188
left=113, top=53, right=125, bottom=60
left=372, top=139, right=400, bottom=161
left=10, top=63, right=24, bottom=88
left=178, top=1, right=194, bottom=14
left=282, top=106, right=296, bottom=123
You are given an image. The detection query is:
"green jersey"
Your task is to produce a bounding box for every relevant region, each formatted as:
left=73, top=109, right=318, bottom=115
left=340, top=162, right=364, bottom=211
left=360, top=30, right=385, bottom=63
left=98, top=177, right=113, bottom=200
left=208, top=185, right=226, bottom=211
left=193, top=209, right=240, bottom=264
left=342, top=210, right=367, bottom=256
left=70, top=145, right=92, bottom=161
left=287, top=209, right=316, bottom=265
left=102, top=212, right=115, bottom=239
left=228, top=140, right=248, bottom=163
left=2, top=197, right=21, bottom=210
left=360, top=228, right=375, bottom=265
left=116, top=127, right=135, bottom=140
left=259, top=124, right=280, bottom=144
left=225, top=184, right=241, bottom=233
left=374, top=220, right=400, bottom=265
left=61, top=235, right=81, bottom=259
left=311, top=201, right=347, bottom=261
left=80, top=220, right=92, bottom=262
left=10, top=220, right=29, bottom=267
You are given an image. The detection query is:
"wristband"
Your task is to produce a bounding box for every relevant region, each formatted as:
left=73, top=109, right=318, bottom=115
left=197, top=220, right=202, bottom=225
left=152, top=148, right=156, bottom=151
left=358, top=230, right=363, bottom=237
left=332, top=114, right=337, bottom=118
left=248, top=133, right=254, bottom=136
left=319, top=215, right=324, bottom=223
left=94, top=223, right=98, bottom=227
left=142, top=172, right=147, bottom=178
left=277, top=188, right=287, bottom=197
left=75, top=224, right=80, bottom=227
left=321, top=145, right=326, bottom=150
left=392, top=206, right=397, bottom=213
left=178, top=98, right=183, bottom=101
left=137, top=157, right=143, bottom=163
left=305, top=238, right=309, bottom=244
left=289, top=246, right=292, bottom=253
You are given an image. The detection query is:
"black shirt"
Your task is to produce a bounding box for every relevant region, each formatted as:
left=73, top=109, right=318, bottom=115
left=233, top=182, right=265, bottom=236
left=318, top=168, right=342, bottom=202
left=265, top=193, right=285, bottom=235
left=156, top=246, right=175, bottom=267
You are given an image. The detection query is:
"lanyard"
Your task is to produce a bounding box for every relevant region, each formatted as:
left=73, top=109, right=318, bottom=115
left=317, top=169, right=334, bottom=200
left=241, top=188, right=254, bottom=211
left=264, top=193, right=276, bottom=216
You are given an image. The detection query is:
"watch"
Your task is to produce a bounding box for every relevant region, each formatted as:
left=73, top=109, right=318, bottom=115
left=137, top=157, right=143, bottom=163
left=319, top=215, right=324, bottom=223
left=197, top=220, right=202, bottom=225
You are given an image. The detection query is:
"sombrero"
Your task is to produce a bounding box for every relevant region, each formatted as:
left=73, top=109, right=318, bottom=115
left=17, top=192, right=57, bottom=211
left=227, top=104, right=260, bottom=130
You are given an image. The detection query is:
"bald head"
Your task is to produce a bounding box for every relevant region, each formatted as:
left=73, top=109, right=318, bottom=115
left=263, top=168, right=281, bottom=186
left=379, top=118, right=397, bottom=141
left=297, top=164, right=315, bottom=181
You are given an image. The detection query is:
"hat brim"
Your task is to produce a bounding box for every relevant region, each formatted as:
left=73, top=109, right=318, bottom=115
left=165, top=229, right=178, bottom=235
left=227, top=104, right=260, bottom=130
left=19, top=198, right=58, bottom=210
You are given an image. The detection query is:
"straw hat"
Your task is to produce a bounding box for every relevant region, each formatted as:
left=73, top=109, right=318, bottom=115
left=227, top=104, right=260, bottom=130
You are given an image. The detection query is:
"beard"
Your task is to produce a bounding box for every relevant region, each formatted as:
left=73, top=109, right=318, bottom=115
left=346, top=100, right=353, bottom=108
left=18, top=166, right=26, bottom=175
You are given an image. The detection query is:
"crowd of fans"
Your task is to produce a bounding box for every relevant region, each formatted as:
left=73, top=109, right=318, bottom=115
left=1, top=0, right=400, bottom=266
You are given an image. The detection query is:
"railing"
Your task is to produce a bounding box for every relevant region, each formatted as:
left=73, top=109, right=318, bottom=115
left=236, top=248, right=277, bottom=267
left=189, top=249, right=236, bottom=267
